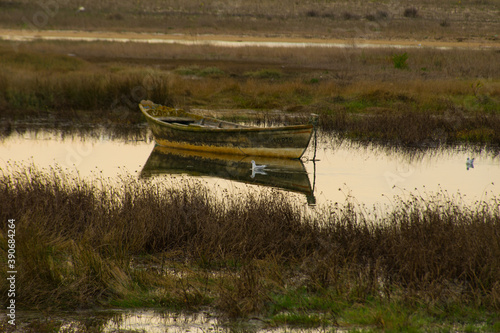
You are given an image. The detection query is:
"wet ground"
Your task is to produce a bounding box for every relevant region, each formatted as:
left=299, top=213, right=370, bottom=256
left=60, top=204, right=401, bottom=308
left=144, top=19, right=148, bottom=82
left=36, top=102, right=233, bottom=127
left=1, top=308, right=357, bottom=332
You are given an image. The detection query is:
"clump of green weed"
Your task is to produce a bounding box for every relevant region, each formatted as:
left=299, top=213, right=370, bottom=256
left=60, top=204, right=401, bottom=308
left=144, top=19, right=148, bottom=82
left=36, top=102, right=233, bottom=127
left=244, top=69, right=283, bottom=79
left=175, top=66, right=225, bottom=78
left=392, top=52, right=409, bottom=70
left=0, top=49, right=85, bottom=72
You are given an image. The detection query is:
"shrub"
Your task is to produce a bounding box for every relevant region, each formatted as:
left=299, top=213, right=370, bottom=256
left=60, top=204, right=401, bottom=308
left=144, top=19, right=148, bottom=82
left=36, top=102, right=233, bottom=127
left=305, top=9, right=319, bottom=17
left=244, top=69, right=283, bottom=79
left=365, top=14, right=377, bottom=21
left=377, top=10, right=389, bottom=20
left=342, top=12, right=360, bottom=20
left=321, top=11, right=335, bottom=19
left=392, top=52, right=409, bottom=70
left=440, top=18, right=450, bottom=27
left=365, top=10, right=391, bottom=21
left=403, top=7, right=419, bottom=18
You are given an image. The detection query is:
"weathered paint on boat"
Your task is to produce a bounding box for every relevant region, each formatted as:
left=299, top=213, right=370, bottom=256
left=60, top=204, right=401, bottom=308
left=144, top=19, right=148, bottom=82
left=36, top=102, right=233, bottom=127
left=139, top=100, right=314, bottom=159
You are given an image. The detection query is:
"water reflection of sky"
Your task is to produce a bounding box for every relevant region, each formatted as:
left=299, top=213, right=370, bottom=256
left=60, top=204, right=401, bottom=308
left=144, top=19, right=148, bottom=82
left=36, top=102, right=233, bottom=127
left=0, top=309, right=340, bottom=332
left=305, top=139, right=499, bottom=208
left=1, top=130, right=498, bottom=208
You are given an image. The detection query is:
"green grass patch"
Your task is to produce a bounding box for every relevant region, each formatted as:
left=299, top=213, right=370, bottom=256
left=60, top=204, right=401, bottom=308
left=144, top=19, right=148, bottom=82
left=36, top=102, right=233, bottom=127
left=244, top=69, right=284, bottom=79
left=341, top=301, right=429, bottom=332
left=345, top=99, right=373, bottom=112
left=0, top=49, right=85, bottom=72
left=270, top=312, right=334, bottom=327
left=392, top=52, right=409, bottom=70
left=456, top=128, right=495, bottom=143
left=458, top=94, right=500, bottom=113
left=174, top=66, right=226, bottom=77
left=109, top=293, right=160, bottom=308
left=270, top=287, right=344, bottom=314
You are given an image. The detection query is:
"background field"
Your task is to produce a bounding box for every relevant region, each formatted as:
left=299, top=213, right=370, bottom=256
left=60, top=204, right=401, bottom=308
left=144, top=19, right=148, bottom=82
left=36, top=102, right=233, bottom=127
left=0, top=0, right=499, bottom=43
left=1, top=38, right=499, bottom=145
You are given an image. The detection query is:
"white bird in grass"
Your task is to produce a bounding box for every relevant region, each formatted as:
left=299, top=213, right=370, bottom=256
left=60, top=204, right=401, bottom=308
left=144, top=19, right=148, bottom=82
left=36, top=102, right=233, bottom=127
left=250, top=160, right=267, bottom=178
left=466, top=157, right=475, bottom=170
left=76, top=6, right=85, bottom=13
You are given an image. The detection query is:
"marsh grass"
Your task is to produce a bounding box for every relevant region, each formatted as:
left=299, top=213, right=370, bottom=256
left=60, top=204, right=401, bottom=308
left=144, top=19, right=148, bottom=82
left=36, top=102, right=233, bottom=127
left=319, top=108, right=500, bottom=146
left=1, top=42, right=499, bottom=145
left=243, top=69, right=284, bottom=80
left=0, top=164, right=499, bottom=330
left=392, top=52, right=409, bottom=70
left=174, top=66, right=226, bottom=78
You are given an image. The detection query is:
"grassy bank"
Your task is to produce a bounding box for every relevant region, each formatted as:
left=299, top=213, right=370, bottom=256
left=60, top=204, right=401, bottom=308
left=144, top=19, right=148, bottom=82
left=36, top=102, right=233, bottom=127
left=1, top=165, right=500, bottom=331
left=1, top=41, right=500, bottom=146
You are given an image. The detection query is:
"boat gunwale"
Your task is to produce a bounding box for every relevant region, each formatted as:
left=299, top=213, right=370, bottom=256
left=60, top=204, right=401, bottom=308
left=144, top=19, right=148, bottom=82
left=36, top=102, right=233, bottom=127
left=139, top=103, right=314, bottom=133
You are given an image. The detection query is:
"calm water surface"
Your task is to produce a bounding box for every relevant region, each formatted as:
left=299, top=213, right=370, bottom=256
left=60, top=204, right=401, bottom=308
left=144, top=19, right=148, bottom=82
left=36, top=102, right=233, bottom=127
left=1, top=128, right=499, bottom=208
left=1, top=309, right=353, bottom=332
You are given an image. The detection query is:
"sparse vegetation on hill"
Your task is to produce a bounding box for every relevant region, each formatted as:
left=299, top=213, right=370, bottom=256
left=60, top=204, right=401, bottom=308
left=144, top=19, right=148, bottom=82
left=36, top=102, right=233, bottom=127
left=0, top=0, right=498, bottom=43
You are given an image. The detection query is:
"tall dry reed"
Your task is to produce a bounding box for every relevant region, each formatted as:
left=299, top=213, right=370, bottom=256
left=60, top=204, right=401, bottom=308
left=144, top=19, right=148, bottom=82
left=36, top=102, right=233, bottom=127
left=0, top=165, right=499, bottom=311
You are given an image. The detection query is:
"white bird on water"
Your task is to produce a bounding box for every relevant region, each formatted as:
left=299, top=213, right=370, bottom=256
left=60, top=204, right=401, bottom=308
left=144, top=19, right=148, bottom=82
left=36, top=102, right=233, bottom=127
left=466, top=157, right=475, bottom=170
left=251, top=160, right=267, bottom=178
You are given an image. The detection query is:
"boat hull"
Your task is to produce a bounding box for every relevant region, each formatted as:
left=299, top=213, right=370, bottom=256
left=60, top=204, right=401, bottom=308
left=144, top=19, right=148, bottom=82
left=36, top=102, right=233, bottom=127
left=140, top=101, right=314, bottom=159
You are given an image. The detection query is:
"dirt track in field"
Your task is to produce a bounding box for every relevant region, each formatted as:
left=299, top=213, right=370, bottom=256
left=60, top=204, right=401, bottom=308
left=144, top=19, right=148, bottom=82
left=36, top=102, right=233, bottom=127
left=1, top=29, right=499, bottom=50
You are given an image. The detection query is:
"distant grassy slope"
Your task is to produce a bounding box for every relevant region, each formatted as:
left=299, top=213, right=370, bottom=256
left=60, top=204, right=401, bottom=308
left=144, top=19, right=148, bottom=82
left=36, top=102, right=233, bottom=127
left=0, top=0, right=498, bottom=43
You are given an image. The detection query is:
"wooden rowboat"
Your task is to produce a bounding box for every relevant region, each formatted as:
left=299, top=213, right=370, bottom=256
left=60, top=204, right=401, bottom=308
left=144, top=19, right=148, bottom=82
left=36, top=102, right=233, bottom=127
left=139, top=100, right=315, bottom=159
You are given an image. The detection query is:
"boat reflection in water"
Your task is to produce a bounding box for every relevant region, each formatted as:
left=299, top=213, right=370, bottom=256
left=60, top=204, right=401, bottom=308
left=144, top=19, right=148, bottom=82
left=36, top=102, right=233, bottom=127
left=140, top=145, right=316, bottom=205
